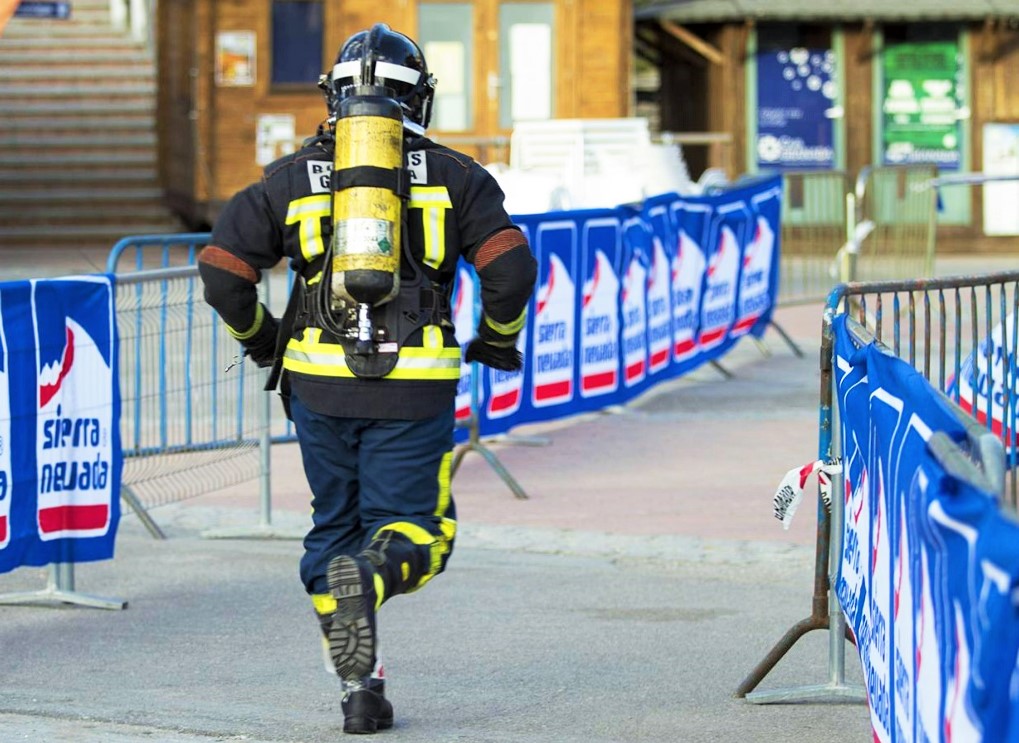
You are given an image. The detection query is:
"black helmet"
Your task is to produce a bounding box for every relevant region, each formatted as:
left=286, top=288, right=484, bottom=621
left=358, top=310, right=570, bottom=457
left=319, top=23, right=436, bottom=132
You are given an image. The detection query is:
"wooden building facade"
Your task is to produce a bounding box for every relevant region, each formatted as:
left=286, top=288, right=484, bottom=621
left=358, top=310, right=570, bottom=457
left=157, top=0, right=633, bottom=228
left=636, top=0, right=1019, bottom=252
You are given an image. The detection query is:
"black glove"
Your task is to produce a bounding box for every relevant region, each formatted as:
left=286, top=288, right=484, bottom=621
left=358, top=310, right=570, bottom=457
left=464, top=338, right=522, bottom=372
left=241, top=312, right=280, bottom=368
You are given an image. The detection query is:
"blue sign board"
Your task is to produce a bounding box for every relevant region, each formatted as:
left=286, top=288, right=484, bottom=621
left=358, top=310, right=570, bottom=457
left=756, top=47, right=836, bottom=170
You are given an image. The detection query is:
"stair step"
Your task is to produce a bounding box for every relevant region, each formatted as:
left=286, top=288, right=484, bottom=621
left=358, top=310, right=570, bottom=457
left=0, top=224, right=183, bottom=240
left=0, top=134, right=156, bottom=146
left=0, top=49, right=151, bottom=64
left=0, top=169, right=159, bottom=183
left=0, top=117, right=154, bottom=131
left=0, top=152, right=155, bottom=166
left=1, top=65, right=152, bottom=79
left=9, top=9, right=109, bottom=24
left=0, top=35, right=145, bottom=48
left=0, top=83, right=156, bottom=95
left=3, top=22, right=133, bottom=38
left=12, top=12, right=111, bottom=26
left=0, top=187, right=165, bottom=201
left=3, top=101, right=155, bottom=114
left=0, top=204, right=175, bottom=221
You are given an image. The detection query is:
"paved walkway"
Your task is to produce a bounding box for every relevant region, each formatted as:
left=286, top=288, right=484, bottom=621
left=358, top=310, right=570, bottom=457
left=0, top=250, right=1013, bottom=741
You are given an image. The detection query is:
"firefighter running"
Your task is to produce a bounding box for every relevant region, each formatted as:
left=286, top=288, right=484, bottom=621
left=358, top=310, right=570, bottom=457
left=197, top=23, right=537, bottom=735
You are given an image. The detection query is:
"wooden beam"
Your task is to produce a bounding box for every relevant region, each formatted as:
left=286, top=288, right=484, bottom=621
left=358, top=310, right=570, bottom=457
left=658, top=19, right=724, bottom=66
left=639, top=24, right=707, bottom=68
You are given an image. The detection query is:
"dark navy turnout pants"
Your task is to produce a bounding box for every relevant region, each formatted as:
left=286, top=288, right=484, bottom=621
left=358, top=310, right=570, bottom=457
left=289, top=391, right=457, bottom=596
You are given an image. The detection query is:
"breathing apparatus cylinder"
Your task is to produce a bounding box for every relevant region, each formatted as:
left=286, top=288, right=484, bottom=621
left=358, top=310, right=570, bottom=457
left=329, top=87, right=405, bottom=352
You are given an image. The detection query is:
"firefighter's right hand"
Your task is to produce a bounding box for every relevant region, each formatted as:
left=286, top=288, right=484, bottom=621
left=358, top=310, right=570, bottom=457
left=241, top=313, right=280, bottom=368
left=464, top=337, right=522, bottom=372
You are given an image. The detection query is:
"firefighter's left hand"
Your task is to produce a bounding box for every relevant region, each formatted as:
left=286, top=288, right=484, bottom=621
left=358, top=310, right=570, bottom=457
left=464, top=338, right=522, bottom=372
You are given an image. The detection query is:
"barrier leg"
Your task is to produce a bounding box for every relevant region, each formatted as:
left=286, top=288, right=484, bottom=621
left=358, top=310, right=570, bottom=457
left=121, top=484, right=166, bottom=540
left=0, top=563, right=127, bottom=610
left=709, top=360, right=734, bottom=379
left=451, top=414, right=529, bottom=500
left=736, top=330, right=864, bottom=702
left=752, top=337, right=773, bottom=358
left=767, top=320, right=805, bottom=358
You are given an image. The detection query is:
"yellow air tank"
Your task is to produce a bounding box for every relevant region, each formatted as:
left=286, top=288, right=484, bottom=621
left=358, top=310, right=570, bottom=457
left=330, top=92, right=405, bottom=309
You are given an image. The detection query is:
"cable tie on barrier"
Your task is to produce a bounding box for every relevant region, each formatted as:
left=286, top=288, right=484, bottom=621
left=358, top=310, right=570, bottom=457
left=224, top=355, right=241, bottom=373
left=772, top=457, right=842, bottom=530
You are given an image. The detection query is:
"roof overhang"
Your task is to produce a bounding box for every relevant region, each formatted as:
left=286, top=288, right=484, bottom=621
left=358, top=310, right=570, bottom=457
left=635, top=0, right=1017, bottom=24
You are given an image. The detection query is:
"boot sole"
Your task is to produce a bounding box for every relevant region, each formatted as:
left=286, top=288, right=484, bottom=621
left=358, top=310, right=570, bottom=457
left=327, top=556, right=375, bottom=681
left=343, top=715, right=394, bottom=734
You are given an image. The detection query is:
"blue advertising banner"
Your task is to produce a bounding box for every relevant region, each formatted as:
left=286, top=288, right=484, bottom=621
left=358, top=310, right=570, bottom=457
left=453, top=176, right=783, bottom=439
left=946, top=312, right=1018, bottom=456
left=756, top=47, right=837, bottom=170
left=0, top=276, right=122, bottom=574
left=832, top=314, right=1019, bottom=742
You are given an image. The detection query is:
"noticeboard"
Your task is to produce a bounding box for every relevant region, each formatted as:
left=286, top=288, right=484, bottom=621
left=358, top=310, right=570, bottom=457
left=881, top=41, right=961, bottom=170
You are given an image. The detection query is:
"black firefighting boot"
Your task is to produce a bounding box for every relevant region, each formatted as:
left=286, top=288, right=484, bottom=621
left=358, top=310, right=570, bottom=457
left=313, top=604, right=393, bottom=734
left=341, top=677, right=394, bottom=735
left=326, top=529, right=433, bottom=683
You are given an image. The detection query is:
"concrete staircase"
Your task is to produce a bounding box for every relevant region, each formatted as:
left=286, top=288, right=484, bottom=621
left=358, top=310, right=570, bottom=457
left=0, top=0, right=183, bottom=254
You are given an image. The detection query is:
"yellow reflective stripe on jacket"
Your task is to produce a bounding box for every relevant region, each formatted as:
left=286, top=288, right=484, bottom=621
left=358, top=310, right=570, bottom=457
left=484, top=307, right=527, bottom=336
left=409, top=186, right=452, bottom=270
left=227, top=302, right=265, bottom=341
left=285, top=195, right=331, bottom=261
left=282, top=326, right=461, bottom=380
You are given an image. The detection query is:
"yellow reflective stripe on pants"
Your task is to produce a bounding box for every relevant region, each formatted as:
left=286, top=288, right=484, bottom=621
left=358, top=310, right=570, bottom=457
left=371, top=519, right=457, bottom=594
left=312, top=592, right=337, bottom=616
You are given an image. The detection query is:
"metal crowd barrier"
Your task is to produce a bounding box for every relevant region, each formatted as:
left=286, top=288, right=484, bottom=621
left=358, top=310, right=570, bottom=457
left=106, top=234, right=518, bottom=531
left=108, top=233, right=298, bottom=444
left=114, top=265, right=272, bottom=538
left=737, top=269, right=1019, bottom=702
left=846, top=164, right=938, bottom=284
left=776, top=165, right=939, bottom=307
left=777, top=170, right=851, bottom=306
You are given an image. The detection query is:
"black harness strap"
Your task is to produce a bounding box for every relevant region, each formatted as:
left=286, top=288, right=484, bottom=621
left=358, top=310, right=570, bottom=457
left=264, top=278, right=306, bottom=392
left=331, top=166, right=411, bottom=199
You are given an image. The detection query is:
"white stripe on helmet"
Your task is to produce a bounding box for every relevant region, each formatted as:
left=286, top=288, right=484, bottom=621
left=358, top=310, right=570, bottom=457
left=331, top=60, right=421, bottom=86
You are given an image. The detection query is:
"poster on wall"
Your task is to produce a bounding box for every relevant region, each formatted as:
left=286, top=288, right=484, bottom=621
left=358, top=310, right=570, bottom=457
left=982, top=123, right=1019, bottom=236
left=215, top=30, right=256, bottom=87
left=756, top=47, right=837, bottom=170
left=881, top=41, right=961, bottom=170
left=255, top=114, right=295, bottom=167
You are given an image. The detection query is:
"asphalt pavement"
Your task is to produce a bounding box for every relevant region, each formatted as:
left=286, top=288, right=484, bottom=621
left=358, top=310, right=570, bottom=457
left=0, top=249, right=1013, bottom=742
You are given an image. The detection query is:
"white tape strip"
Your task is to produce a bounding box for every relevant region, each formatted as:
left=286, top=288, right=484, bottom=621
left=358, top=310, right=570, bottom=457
left=772, top=457, right=842, bottom=530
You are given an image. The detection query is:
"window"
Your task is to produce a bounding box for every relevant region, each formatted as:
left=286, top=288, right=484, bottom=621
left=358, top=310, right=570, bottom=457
left=271, top=0, right=323, bottom=85
left=419, top=3, right=474, bottom=131
left=499, top=3, right=554, bottom=130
